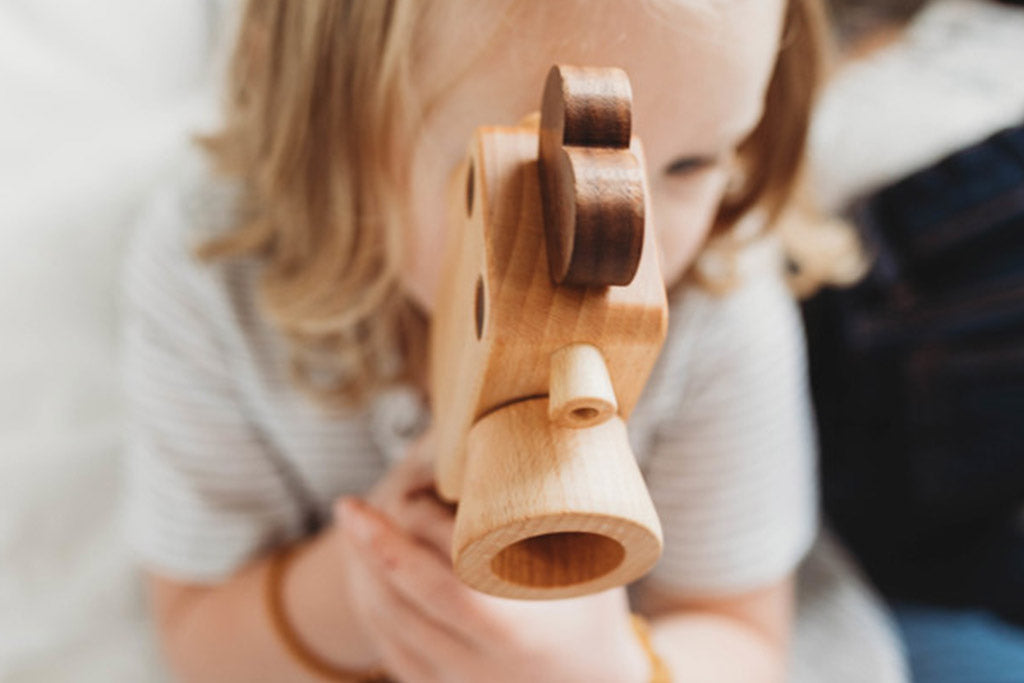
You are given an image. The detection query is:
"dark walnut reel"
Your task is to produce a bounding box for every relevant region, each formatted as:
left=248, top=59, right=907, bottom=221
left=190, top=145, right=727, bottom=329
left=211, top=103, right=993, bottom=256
left=538, top=65, right=645, bottom=287
left=430, top=64, right=667, bottom=600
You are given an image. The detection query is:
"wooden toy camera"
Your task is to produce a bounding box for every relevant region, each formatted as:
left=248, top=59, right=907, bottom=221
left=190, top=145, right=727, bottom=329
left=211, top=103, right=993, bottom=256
left=431, top=66, right=668, bottom=599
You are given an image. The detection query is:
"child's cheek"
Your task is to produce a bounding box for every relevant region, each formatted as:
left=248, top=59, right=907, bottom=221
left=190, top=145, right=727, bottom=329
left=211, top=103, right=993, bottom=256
left=400, top=181, right=453, bottom=314
left=653, top=169, right=731, bottom=287
left=400, top=237, right=444, bottom=314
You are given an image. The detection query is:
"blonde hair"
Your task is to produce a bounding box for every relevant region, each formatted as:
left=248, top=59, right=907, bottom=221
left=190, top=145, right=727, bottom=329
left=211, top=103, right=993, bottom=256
left=202, top=0, right=835, bottom=407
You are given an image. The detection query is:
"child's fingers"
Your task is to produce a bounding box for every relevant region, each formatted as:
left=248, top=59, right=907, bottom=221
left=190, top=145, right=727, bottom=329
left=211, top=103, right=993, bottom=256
left=405, top=426, right=436, bottom=470
left=369, top=630, right=437, bottom=683
left=366, top=437, right=437, bottom=513
left=338, top=498, right=498, bottom=645
left=356, top=556, right=474, bottom=682
left=388, top=491, right=455, bottom=559
left=346, top=547, right=448, bottom=683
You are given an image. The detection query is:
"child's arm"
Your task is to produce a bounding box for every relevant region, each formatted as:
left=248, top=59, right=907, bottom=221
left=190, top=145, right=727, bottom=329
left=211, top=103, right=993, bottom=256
left=147, top=525, right=377, bottom=682
left=334, top=495, right=653, bottom=683
left=336, top=487, right=791, bottom=683
left=146, top=446, right=654, bottom=683
left=636, top=576, right=795, bottom=682
left=142, top=445, right=432, bottom=682
left=625, top=234, right=817, bottom=681
left=141, top=445, right=445, bottom=682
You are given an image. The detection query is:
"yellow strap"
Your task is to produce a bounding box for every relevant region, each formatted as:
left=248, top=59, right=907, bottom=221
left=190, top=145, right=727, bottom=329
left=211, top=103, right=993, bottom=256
left=631, top=613, right=672, bottom=683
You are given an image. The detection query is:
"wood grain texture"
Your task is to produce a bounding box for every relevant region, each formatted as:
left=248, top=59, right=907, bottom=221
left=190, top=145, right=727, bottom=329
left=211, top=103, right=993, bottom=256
left=432, top=127, right=667, bottom=502
left=430, top=66, right=668, bottom=598
left=538, top=65, right=644, bottom=286
left=453, top=398, right=663, bottom=599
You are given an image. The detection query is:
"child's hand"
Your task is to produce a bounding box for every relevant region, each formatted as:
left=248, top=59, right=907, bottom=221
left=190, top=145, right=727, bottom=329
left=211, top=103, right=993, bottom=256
left=335, top=435, right=650, bottom=683
left=360, top=430, right=454, bottom=555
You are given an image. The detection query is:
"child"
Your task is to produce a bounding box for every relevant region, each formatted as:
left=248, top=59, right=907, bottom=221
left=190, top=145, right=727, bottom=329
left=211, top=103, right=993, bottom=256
left=123, top=0, right=902, bottom=680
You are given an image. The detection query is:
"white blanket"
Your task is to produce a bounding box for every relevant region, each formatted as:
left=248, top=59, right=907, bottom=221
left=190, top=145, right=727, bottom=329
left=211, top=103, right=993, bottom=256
left=811, top=0, right=1024, bottom=210
left=0, top=1, right=231, bottom=679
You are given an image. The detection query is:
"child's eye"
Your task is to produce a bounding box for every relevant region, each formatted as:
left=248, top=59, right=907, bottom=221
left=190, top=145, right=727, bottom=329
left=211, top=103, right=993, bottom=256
left=663, top=155, right=717, bottom=177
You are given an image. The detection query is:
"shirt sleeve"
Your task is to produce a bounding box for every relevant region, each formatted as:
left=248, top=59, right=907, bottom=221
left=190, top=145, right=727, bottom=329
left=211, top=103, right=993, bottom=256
left=120, top=178, right=306, bottom=583
left=642, top=244, right=819, bottom=595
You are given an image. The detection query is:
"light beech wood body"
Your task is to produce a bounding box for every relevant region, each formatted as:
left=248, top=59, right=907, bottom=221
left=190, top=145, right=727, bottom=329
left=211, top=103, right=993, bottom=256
left=430, top=67, right=668, bottom=599
left=455, top=398, right=662, bottom=599
left=432, top=128, right=667, bottom=498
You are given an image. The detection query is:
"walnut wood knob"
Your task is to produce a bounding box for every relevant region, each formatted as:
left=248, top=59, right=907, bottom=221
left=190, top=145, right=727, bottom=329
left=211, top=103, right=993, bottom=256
left=538, top=65, right=646, bottom=287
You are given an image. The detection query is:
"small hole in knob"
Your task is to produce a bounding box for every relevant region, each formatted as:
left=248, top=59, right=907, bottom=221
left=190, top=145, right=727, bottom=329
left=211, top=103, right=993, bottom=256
left=571, top=407, right=599, bottom=422
left=466, top=160, right=475, bottom=217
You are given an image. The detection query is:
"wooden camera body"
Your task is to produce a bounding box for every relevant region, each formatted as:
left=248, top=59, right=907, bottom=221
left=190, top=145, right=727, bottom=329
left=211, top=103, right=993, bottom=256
left=430, top=66, right=668, bottom=599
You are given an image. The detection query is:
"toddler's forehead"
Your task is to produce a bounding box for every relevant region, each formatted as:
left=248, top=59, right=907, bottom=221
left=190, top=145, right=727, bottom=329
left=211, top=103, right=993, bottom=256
left=417, top=0, right=776, bottom=59
left=413, top=0, right=784, bottom=144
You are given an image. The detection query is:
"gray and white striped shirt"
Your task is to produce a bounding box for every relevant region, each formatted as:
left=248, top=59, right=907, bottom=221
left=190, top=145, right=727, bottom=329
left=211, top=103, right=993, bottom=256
left=121, top=153, right=911, bottom=682
left=121, top=153, right=817, bottom=595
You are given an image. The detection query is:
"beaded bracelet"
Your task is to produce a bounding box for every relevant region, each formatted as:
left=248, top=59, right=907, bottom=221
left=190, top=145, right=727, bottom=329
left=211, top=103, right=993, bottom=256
left=265, top=546, right=390, bottom=682
left=631, top=614, right=672, bottom=683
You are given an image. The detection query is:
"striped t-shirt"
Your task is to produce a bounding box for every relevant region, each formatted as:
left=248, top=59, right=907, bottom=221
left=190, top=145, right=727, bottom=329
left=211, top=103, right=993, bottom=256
left=122, top=152, right=817, bottom=596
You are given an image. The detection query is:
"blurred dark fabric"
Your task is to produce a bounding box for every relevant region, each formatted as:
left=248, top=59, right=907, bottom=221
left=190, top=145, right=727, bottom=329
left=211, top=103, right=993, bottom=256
left=804, top=122, right=1024, bottom=627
